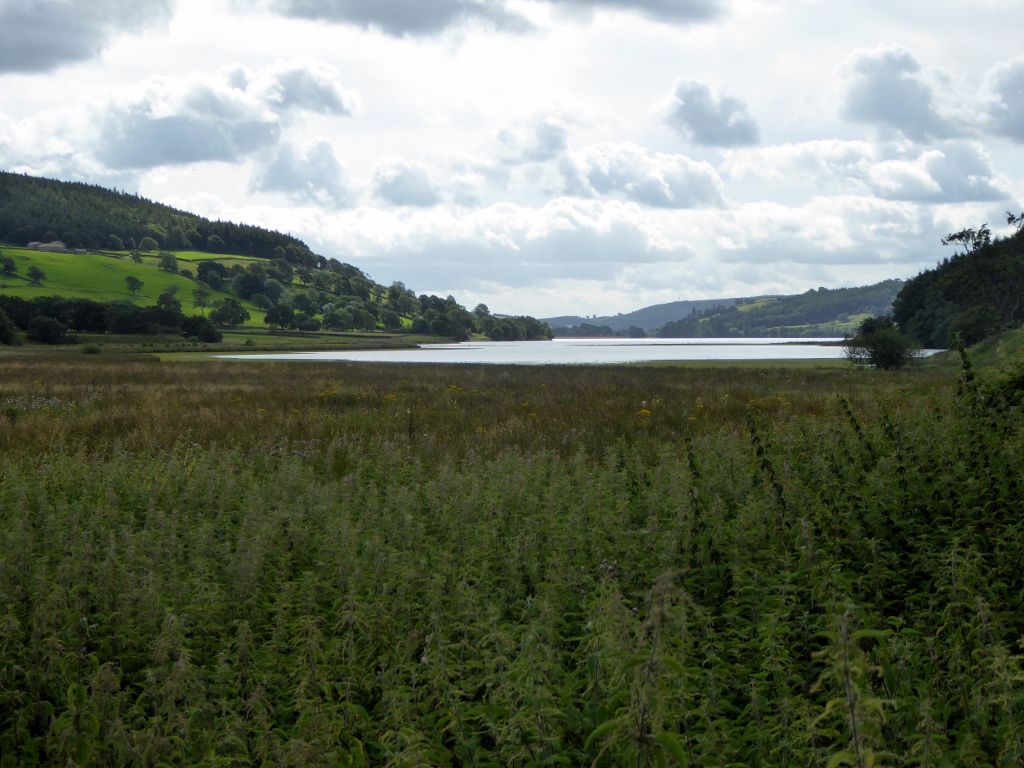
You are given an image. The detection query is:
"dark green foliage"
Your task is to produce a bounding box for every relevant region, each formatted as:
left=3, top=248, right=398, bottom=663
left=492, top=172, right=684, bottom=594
left=0, top=360, right=1023, bottom=767
left=844, top=315, right=921, bottom=369
left=26, top=265, right=45, bottom=284
left=0, top=254, right=15, bottom=275
left=0, top=171, right=313, bottom=259
left=0, top=307, right=19, bottom=345
left=180, top=315, right=223, bottom=343
left=138, top=236, right=159, bottom=253
left=657, top=280, right=903, bottom=337
left=894, top=215, right=1024, bottom=347
left=157, top=251, right=178, bottom=273
left=263, top=303, right=296, bottom=329
left=123, top=275, right=143, bottom=295
left=25, top=315, right=66, bottom=343
left=209, top=297, right=251, bottom=326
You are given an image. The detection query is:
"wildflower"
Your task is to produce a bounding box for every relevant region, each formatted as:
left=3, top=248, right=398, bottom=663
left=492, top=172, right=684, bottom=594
left=293, top=409, right=300, bottom=415
left=383, top=394, right=397, bottom=403
left=637, top=409, right=652, bottom=417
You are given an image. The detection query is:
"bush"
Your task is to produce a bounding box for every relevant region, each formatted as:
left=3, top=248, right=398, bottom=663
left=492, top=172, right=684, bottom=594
left=181, top=316, right=223, bottom=343
left=844, top=315, right=920, bottom=370
left=0, top=308, right=20, bottom=345
left=82, top=343, right=102, bottom=354
left=26, top=316, right=67, bottom=344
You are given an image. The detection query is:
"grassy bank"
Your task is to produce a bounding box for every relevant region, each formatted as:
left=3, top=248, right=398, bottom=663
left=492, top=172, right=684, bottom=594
left=2, top=357, right=1023, bottom=767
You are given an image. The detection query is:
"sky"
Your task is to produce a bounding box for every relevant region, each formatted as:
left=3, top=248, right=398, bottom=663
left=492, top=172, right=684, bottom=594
left=1, top=0, right=1022, bottom=317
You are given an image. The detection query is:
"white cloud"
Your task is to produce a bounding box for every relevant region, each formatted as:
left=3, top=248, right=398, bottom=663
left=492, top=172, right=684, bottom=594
left=576, top=142, right=726, bottom=208
left=251, top=138, right=354, bottom=207
left=723, top=140, right=1009, bottom=203
left=838, top=46, right=956, bottom=142
left=372, top=159, right=442, bottom=207
left=984, top=56, right=1024, bottom=143
left=659, top=79, right=760, bottom=147
left=0, top=0, right=173, bottom=73
left=92, top=60, right=356, bottom=170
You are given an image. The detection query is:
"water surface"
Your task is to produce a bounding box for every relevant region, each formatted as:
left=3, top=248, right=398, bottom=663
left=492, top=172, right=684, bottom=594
left=218, top=337, right=855, bottom=365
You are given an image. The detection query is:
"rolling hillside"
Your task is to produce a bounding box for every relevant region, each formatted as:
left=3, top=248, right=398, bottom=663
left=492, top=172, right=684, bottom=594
left=0, top=247, right=268, bottom=326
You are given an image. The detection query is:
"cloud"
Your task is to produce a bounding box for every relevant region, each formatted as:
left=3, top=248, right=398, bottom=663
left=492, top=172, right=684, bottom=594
left=984, top=56, right=1024, bottom=142
left=251, top=138, right=354, bottom=207
left=262, top=0, right=529, bottom=36
left=577, top=143, right=725, bottom=208
left=660, top=79, right=760, bottom=147
left=722, top=139, right=1009, bottom=203
left=547, top=0, right=722, bottom=24
left=372, top=159, right=442, bottom=206
left=839, top=46, right=955, bottom=142
left=0, top=0, right=173, bottom=74
left=92, top=60, right=357, bottom=170
left=247, top=60, right=361, bottom=115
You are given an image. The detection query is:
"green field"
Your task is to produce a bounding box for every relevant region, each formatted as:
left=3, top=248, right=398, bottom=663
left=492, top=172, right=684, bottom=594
left=0, top=247, right=268, bottom=326
left=2, top=352, right=1024, bottom=767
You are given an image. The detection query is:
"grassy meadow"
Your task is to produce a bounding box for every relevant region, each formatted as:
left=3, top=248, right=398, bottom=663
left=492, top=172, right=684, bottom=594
left=0, top=248, right=268, bottom=327
left=1, top=354, right=1023, bottom=767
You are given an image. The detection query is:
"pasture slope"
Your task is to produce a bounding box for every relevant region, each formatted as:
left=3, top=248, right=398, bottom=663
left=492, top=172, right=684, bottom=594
left=0, top=247, right=267, bottom=326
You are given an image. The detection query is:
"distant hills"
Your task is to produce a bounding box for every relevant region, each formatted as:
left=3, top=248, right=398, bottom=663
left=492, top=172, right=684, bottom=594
left=543, top=297, right=755, bottom=332
left=545, top=281, right=902, bottom=337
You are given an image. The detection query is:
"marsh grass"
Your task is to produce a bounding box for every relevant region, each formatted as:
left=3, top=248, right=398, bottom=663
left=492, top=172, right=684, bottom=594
left=1, top=357, right=1022, bottom=767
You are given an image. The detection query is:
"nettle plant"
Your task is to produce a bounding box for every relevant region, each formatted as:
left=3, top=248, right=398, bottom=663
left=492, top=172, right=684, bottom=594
left=0, top=356, right=1023, bottom=766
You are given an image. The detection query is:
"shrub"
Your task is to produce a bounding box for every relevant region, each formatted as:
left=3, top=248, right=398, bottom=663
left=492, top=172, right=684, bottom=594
left=844, top=315, right=920, bottom=370
left=0, top=308, right=20, bottom=345
left=82, top=343, right=102, bottom=354
left=181, top=315, right=223, bottom=343
left=25, top=316, right=67, bottom=344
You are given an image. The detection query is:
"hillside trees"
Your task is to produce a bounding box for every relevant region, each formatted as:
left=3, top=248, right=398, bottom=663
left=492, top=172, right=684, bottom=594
left=0, top=171, right=315, bottom=258
left=893, top=214, right=1024, bottom=347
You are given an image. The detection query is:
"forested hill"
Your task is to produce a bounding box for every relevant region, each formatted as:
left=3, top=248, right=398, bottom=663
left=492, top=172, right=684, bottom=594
left=893, top=216, right=1024, bottom=347
left=0, top=171, right=310, bottom=260
left=656, top=279, right=902, bottom=337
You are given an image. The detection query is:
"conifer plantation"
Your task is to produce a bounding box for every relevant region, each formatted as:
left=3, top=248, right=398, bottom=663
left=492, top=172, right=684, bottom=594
left=1, top=356, right=1023, bottom=767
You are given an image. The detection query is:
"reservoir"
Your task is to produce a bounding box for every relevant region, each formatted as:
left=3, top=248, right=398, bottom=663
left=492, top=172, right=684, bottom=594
left=218, top=337, right=860, bottom=365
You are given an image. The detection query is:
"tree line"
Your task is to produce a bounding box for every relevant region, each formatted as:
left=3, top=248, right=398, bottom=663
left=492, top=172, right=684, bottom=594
left=893, top=213, right=1024, bottom=347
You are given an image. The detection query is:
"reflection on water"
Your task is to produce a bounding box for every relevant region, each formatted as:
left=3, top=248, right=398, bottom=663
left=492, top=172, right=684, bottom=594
left=217, top=337, right=857, bottom=365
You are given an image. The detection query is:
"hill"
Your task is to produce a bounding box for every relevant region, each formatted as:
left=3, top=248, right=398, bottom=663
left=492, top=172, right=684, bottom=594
left=656, top=280, right=902, bottom=337
left=546, top=280, right=902, bottom=337
left=893, top=216, right=1024, bottom=347
left=0, top=171, right=313, bottom=261
left=0, top=172, right=551, bottom=343
left=543, top=297, right=750, bottom=332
